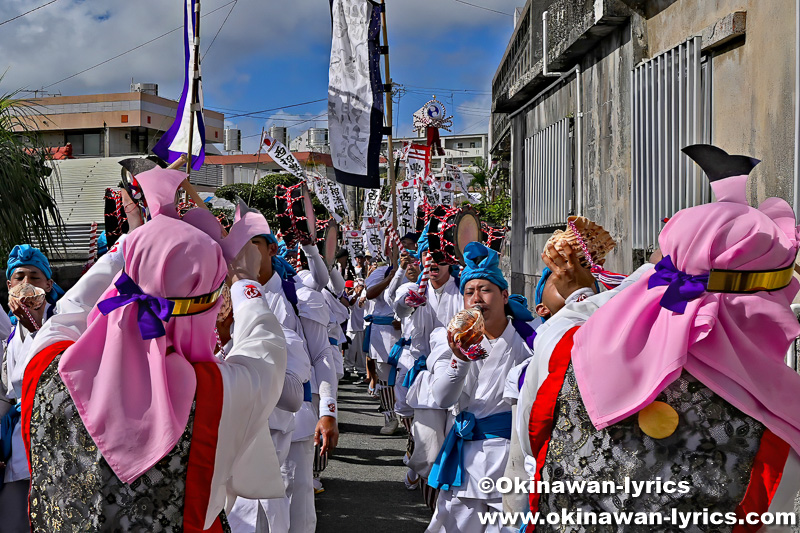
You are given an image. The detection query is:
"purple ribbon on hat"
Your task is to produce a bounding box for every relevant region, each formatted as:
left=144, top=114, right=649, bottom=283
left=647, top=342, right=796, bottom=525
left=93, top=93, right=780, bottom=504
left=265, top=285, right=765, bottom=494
left=648, top=255, right=709, bottom=314
left=97, top=272, right=175, bottom=340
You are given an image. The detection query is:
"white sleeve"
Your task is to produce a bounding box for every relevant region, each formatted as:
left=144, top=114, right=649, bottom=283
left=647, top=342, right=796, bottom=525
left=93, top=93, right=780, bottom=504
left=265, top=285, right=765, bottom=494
left=299, top=315, right=339, bottom=419
left=277, top=328, right=309, bottom=412
left=0, top=311, right=11, bottom=342
left=212, top=279, right=288, bottom=525
left=392, top=281, right=421, bottom=319
left=383, top=267, right=407, bottom=309
left=504, top=357, right=533, bottom=405
left=302, top=244, right=330, bottom=292
left=27, top=248, right=125, bottom=362
left=429, top=332, right=471, bottom=409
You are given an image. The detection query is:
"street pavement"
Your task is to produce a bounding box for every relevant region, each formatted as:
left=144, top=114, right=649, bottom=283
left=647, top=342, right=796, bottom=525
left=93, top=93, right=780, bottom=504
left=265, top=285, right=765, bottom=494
left=315, top=375, right=431, bottom=532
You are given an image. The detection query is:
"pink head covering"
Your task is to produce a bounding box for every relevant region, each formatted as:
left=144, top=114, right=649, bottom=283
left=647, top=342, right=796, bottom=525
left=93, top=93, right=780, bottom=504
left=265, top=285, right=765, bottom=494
left=573, top=144, right=800, bottom=454
left=57, top=168, right=270, bottom=483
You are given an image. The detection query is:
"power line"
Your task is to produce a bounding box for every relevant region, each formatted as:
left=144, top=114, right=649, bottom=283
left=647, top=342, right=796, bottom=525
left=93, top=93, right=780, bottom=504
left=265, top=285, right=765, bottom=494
left=226, top=98, right=327, bottom=119
left=452, top=0, right=512, bottom=17
left=0, top=0, right=59, bottom=27
left=401, top=83, right=491, bottom=95
left=202, top=0, right=238, bottom=61
left=453, top=116, right=490, bottom=135
left=43, top=1, right=236, bottom=89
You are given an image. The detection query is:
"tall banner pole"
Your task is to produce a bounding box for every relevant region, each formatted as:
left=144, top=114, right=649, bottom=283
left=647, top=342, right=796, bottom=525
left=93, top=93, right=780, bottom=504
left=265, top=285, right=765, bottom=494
left=380, top=0, right=398, bottom=264
left=182, top=0, right=208, bottom=209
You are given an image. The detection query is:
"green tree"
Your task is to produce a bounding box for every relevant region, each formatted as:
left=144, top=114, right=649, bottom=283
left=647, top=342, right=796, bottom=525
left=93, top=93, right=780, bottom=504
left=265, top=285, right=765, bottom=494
left=465, top=157, right=510, bottom=227
left=0, top=89, right=65, bottom=260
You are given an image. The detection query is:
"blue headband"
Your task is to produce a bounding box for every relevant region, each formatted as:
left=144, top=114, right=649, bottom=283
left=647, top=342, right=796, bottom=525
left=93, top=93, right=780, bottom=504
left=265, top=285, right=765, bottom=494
left=7, top=244, right=52, bottom=280
left=534, top=268, right=552, bottom=322
left=459, top=242, right=508, bottom=294
left=257, top=234, right=297, bottom=280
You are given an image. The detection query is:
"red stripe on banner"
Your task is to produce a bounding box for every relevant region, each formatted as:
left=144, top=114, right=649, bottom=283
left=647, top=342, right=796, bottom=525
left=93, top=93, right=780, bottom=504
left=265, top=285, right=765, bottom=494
left=733, top=429, right=791, bottom=533
left=525, top=326, right=579, bottom=532
left=21, top=340, right=74, bottom=475
left=183, top=362, right=225, bottom=532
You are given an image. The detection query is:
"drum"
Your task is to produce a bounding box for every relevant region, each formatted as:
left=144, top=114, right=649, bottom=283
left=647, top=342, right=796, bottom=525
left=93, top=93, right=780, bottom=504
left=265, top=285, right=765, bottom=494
left=275, top=182, right=316, bottom=248
left=316, top=218, right=340, bottom=268
left=482, top=222, right=507, bottom=254
left=103, top=188, right=128, bottom=248
left=427, top=205, right=481, bottom=265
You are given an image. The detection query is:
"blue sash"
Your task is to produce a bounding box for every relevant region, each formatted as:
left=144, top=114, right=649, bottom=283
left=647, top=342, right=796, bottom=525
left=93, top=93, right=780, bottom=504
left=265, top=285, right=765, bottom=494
left=511, top=319, right=537, bottom=350
left=427, top=411, right=512, bottom=491
left=362, top=314, right=394, bottom=352
left=302, top=381, right=312, bottom=402
left=402, top=355, right=427, bottom=388
left=387, top=337, right=411, bottom=387
left=328, top=337, right=339, bottom=346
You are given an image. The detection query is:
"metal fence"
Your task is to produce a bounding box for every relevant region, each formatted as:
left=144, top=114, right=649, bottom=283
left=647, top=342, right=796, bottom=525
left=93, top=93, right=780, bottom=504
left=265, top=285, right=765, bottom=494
left=631, top=36, right=711, bottom=250
left=524, top=117, right=573, bottom=228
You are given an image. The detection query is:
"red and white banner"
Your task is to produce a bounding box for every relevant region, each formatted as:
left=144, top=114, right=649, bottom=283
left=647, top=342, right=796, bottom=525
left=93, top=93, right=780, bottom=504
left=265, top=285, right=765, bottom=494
left=262, top=134, right=306, bottom=181
left=406, top=144, right=430, bottom=182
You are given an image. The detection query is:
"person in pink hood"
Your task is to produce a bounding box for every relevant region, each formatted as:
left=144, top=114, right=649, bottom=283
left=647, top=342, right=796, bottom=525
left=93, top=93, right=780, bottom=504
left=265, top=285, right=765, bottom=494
left=513, top=145, right=800, bottom=532
left=20, top=167, right=288, bottom=532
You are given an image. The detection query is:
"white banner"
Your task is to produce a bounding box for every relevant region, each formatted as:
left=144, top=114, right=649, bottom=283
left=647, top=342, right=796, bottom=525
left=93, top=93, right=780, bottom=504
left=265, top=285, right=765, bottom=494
left=364, top=185, right=383, bottom=217
left=396, top=178, right=419, bottom=237
left=445, top=163, right=480, bottom=202
left=263, top=134, right=307, bottom=181
left=406, top=144, right=429, bottom=183
left=439, top=176, right=456, bottom=205
left=361, top=216, right=386, bottom=263
left=344, top=228, right=366, bottom=266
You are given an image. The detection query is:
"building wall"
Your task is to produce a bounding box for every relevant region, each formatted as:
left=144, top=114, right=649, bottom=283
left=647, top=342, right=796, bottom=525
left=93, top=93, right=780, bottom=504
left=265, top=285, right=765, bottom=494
left=643, top=0, right=796, bottom=205
left=504, top=0, right=796, bottom=301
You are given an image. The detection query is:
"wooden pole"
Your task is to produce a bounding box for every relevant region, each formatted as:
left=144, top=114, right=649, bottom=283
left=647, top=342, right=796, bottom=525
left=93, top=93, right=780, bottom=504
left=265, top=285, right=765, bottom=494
left=380, top=0, right=398, bottom=264
left=248, top=126, right=266, bottom=205
left=181, top=0, right=208, bottom=210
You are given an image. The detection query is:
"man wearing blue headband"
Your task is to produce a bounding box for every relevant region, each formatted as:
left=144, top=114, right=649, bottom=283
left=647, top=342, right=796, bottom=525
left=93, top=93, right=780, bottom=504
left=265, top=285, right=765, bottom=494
left=388, top=224, right=465, bottom=499
left=534, top=242, right=599, bottom=323
left=2, top=244, right=63, bottom=532
left=422, top=242, right=537, bottom=533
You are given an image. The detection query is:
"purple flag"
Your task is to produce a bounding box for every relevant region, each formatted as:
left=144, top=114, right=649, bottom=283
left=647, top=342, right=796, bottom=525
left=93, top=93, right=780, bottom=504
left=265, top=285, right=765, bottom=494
left=153, top=0, right=205, bottom=170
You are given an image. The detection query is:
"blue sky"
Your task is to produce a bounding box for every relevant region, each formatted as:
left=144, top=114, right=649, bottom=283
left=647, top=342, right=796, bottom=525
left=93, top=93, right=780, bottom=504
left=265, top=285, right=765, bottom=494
left=0, top=0, right=523, bottom=152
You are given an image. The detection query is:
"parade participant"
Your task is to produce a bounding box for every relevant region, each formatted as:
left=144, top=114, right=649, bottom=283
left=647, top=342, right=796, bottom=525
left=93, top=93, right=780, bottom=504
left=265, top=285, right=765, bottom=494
left=344, top=279, right=367, bottom=377
left=515, top=145, right=800, bottom=531
left=21, top=168, right=289, bottom=531
left=391, top=229, right=463, bottom=493
left=1, top=244, right=64, bottom=533
left=365, top=259, right=402, bottom=435
left=424, top=242, right=536, bottom=532
left=238, top=232, right=338, bottom=533
left=227, top=228, right=312, bottom=533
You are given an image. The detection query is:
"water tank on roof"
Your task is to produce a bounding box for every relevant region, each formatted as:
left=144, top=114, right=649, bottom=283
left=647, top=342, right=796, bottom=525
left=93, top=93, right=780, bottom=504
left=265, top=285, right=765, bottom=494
left=308, top=128, right=329, bottom=148
left=224, top=128, right=242, bottom=152
left=269, top=126, right=288, bottom=146
left=130, top=82, right=158, bottom=96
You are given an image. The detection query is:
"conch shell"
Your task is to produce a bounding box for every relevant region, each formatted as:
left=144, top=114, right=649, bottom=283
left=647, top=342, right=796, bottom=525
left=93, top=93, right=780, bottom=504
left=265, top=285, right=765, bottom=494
left=546, top=216, right=616, bottom=267
left=216, top=284, right=232, bottom=322
left=9, top=283, right=46, bottom=310
left=448, top=308, right=485, bottom=346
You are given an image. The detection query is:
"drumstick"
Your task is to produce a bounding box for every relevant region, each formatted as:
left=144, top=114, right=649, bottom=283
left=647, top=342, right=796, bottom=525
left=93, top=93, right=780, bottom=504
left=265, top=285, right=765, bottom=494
left=417, top=252, right=433, bottom=297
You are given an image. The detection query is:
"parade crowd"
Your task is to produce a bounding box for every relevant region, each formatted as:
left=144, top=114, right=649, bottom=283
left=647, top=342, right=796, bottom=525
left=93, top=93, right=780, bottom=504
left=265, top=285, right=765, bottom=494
left=2, top=143, right=800, bottom=533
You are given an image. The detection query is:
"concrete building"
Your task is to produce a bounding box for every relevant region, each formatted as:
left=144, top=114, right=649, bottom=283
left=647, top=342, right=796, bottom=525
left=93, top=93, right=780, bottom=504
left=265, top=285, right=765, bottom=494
left=290, top=127, right=330, bottom=154
left=382, top=132, right=489, bottom=170
left=15, top=84, right=224, bottom=157
left=492, top=0, right=799, bottom=303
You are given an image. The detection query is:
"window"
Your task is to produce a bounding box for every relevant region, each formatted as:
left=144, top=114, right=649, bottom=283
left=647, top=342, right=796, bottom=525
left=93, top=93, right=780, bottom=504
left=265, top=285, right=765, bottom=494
left=631, top=36, right=711, bottom=250
left=147, top=116, right=151, bottom=124
left=456, top=142, right=463, bottom=149
left=121, top=114, right=128, bottom=123
left=470, top=142, right=476, bottom=148
left=524, top=117, right=573, bottom=228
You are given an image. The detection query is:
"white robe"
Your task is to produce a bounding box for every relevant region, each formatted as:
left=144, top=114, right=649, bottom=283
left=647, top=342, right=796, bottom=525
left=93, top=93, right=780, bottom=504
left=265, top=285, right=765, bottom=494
left=364, top=265, right=399, bottom=364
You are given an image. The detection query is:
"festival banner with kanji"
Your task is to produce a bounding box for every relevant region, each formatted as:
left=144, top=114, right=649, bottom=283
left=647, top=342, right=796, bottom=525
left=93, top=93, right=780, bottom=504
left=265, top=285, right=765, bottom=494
left=363, top=184, right=383, bottom=217
left=406, top=144, right=429, bottom=182
left=328, top=0, right=384, bottom=188
left=263, top=134, right=306, bottom=180
left=438, top=175, right=456, bottom=205
left=344, top=228, right=367, bottom=267
left=445, top=163, right=479, bottom=202
left=361, top=216, right=386, bottom=262
left=396, top=178, right=418, bottom=237
left=308, top=171, right=349, bottom=223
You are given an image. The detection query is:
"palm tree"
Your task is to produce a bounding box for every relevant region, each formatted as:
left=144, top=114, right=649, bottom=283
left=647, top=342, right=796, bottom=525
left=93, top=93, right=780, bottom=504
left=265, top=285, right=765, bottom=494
left=0, top=88, right=65, bottom=261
